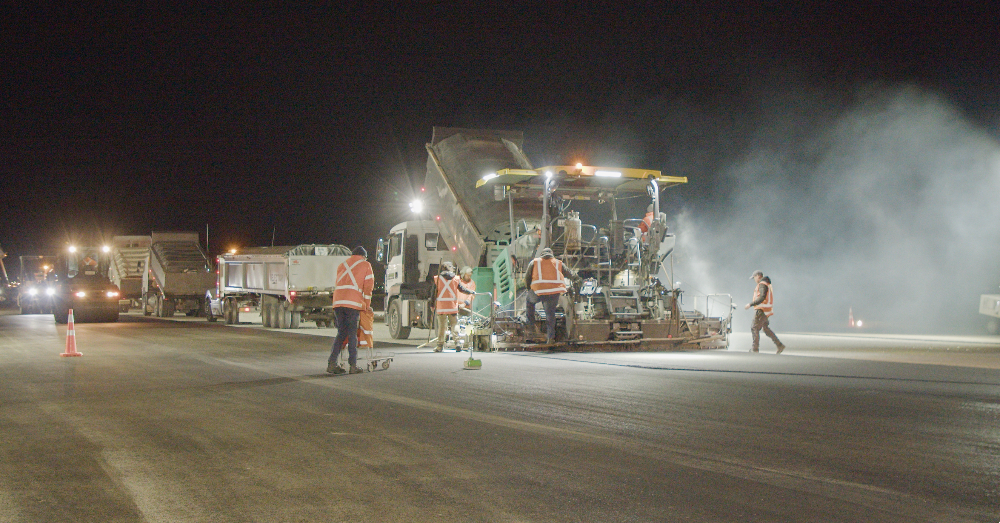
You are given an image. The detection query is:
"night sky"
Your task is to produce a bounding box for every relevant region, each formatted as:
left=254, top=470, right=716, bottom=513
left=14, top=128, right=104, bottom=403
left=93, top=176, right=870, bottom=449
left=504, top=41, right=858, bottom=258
left=3, top=3, right=999, bottom=331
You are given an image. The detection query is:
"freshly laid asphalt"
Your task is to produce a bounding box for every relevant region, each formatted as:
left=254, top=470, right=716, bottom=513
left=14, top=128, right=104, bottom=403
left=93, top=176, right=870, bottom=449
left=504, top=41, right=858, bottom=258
left=1, top=310, right=998, bottom=522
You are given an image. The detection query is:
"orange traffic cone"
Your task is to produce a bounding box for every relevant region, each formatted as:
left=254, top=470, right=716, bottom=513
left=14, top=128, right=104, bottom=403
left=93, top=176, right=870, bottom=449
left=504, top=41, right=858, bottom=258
left=61, top=309, right=82, bottom=357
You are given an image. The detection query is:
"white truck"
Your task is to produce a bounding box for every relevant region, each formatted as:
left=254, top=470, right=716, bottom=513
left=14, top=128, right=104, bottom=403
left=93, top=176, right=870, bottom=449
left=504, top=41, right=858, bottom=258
left=109, top=235, right=151, bottom=312
left=377, top=127, right=732, bottom=351
left=207, top=244, right=351, bottom=328
left=142, top=231, right=215, bottom=317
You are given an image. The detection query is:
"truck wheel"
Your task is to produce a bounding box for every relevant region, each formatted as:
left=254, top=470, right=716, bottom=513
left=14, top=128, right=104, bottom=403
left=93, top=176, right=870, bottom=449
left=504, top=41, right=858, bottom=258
left=206, top=298, right=217, bottom=322
left=387, top=300, right=410, bottom=339
left=53, top=307, right=69, bottom=325
left=143, top=295, right=152, bottom=316
left=154, top=295, right=163, bottom=317
left=223, top=298, right=236, bottom=324
left=162, top=300, right=175, bottom=318
left=987, top=318, right=999, bottom=335
left=289, top=311, right=300, bottom=329
left=261, top=299, right=272, bottom=328
left=278, top=303, right=292, bottom=329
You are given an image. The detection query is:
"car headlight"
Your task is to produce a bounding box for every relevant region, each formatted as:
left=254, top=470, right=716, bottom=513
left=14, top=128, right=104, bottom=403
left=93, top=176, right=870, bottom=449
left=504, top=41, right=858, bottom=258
left=75, top=291, right=86, bottom=298
left=28, top=288, right=38, bottom=296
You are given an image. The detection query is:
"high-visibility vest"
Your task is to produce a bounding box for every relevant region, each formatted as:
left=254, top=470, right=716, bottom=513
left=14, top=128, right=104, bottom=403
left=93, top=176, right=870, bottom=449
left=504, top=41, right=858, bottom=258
left=332, top=255, right=374, bottom=310
left=753, top=281, right=774, bottom=317
left=435, top=275, right=461, bottom=315
left=530, top=257, right=567, bottom=296
left=340, top=307, right=374, bottom=349
left=638, top=211, right=654, bottom=233
left=638, top=211, right=655, bottom=241
left=457, top=278, right=476, bottom=306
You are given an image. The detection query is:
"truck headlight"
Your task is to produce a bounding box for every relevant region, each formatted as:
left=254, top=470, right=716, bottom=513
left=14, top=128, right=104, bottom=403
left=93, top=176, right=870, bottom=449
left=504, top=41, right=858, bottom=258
left=106, top=291, right=119, bottom=298
left=75, top=291, right=86, bottom=298
left=45, top=287, right=55, bottom=296
left=28, top=288, right=38, bottom=296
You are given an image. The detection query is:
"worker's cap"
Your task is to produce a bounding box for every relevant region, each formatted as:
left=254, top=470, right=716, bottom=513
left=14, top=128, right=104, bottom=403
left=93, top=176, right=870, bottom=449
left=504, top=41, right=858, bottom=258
left=353, top=245, right=368, bottom=258
left=539, top=247, right=554, bottom=258
left=749, top=270, right=763, bottom=280
left=460, top=266, right=473, bottom=276
left=441, top=261, right=455, bottom=271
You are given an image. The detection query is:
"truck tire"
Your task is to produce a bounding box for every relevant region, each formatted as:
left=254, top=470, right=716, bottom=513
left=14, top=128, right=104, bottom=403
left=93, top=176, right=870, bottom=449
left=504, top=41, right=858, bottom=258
left=270, top=300, right=281, bottom=328
left=289, top=311, right=300, bottom=329
left=154, top=295, right=163, bottom=317
left=387, top=300, right=410, bottom=339
left=278, top=302, right=292, bottom=329
left=143, top=295, right=152, bottom=316
left=261, top=299, right=272, bottom=328
left=205, top=298, right=217, bottom=322
left=53, top=306, right=69, bottom=325
left=162, top=300, right=175, bottom=318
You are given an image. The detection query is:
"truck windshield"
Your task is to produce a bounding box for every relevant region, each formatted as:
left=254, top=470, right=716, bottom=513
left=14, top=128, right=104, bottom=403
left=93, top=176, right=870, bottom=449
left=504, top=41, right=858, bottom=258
left=62, top=249, right=111, bottom=279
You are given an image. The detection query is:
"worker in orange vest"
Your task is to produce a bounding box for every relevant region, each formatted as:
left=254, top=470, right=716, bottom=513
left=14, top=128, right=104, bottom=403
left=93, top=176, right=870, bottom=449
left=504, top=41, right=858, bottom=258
left=328, top=246, right=374, bottom=374
left=524, top=247, right=576, bottom=345
left=744, top=270, right=785, bottom=354
left=433, top=262, right=474, bottom=352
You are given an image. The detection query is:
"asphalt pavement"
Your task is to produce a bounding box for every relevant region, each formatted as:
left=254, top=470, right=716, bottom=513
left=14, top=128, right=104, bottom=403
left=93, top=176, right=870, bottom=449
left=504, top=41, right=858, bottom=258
left=1, top=310, right=998, bottom=522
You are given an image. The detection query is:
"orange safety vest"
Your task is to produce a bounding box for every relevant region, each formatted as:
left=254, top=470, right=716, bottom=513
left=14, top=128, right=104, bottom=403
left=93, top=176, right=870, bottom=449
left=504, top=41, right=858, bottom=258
left=638, top=211, right=654, bottom=233
left=457, top=278, right=476, bottom=307
left=530, top=257, right=567, bottom=296
left=340, top=307, right=374, bottom=349
left=753, top=281, right=774, bottom=317
left=434, top=275, right=461, bottom=315
left=332, top=255, right=374, bottom=310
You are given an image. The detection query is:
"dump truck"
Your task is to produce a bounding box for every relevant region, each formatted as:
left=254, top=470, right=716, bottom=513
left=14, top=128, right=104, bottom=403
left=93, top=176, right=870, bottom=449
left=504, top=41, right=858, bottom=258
left=16, top=255, right=57, bottom=314
left=142, top=232, right=215, bottom=317
left=376, top=127, right=732, bottom=351
left=50, top=244, right=121, bottom=323
left=109, top=235, right=151, bottom=312
left=207, top=244, right=352, bottom=328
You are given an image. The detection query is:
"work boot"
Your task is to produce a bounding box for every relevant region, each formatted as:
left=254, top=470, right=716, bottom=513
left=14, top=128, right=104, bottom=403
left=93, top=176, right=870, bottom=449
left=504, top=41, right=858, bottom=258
left=434, top=347, right=443, bottom=353
left=776, top=343, right=785, bottom=354
left=750, top=348, right=759, bottom=353
left=330, top=365, right=346, bottom=375
left=326, top=361, right=339, bottom=374
left=349, top=365, right=364, bottom=375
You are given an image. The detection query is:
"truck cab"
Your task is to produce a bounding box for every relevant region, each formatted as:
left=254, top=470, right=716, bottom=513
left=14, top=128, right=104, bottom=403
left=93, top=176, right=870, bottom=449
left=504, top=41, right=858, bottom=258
left=376, top=220, right=452, bottom=338
left=50, top=245, right=121, bottom=323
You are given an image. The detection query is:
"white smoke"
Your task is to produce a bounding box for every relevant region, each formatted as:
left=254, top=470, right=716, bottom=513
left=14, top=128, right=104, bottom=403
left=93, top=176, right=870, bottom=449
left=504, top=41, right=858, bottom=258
left=669, top=85, right=1000, bottom=333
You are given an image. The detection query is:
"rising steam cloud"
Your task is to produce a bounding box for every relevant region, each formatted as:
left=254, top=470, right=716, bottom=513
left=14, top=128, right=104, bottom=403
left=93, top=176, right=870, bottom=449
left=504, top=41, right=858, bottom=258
left=670, top=85, right=1000, bottom=333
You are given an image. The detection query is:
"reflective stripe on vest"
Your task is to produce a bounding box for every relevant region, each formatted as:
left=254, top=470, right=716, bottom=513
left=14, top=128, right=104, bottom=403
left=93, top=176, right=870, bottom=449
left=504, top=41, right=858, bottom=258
left=753, top=281, right=774, bottom=317
left=333, top=256, right=373, bottom=309
left=531, top=258, right=567, bottom=295
left=435, top=275, right=460, bottom=314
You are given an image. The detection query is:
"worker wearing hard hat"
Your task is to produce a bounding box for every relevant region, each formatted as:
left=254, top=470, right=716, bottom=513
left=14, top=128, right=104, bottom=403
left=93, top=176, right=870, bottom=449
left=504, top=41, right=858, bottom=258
left=744, top=270, right=785, bottom=354
left=456, top=266, right=476, bottom=315
left=433, top=262, right=475, bottom=352
left=524, top=247, right=577, bottom=345
left=328, top=246, right=374, bottom=374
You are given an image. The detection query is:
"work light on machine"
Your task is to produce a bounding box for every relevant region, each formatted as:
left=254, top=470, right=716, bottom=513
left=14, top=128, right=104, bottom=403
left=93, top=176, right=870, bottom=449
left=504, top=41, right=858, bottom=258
left=409, top=199, right=423, bottom=214
left=102, top=245, right=111, bottom=253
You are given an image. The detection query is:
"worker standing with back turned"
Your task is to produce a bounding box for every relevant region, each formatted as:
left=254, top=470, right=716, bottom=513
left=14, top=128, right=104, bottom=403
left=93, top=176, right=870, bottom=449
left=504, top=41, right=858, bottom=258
left=328, top=246, right=374, bottom=374
left=433, top=262, right=475, bottom=352
left=744, top=270, right=785, bottom=354
left=524, top=247, right=576, bottom=345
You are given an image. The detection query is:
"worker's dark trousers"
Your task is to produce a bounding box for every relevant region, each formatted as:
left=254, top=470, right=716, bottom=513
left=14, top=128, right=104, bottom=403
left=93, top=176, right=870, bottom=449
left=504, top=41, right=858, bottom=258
left=526, top=291, right=561, bottom=341
left=330, top=307, right=360, bottom=366
left=750, top=309, right=782, bottom=352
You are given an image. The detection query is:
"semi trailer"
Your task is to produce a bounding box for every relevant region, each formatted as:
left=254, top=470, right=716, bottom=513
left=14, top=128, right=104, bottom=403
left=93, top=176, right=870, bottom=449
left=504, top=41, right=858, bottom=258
left=207, top=244, right=352, bottom=328
left=142, top=232, right=215, bottom=317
